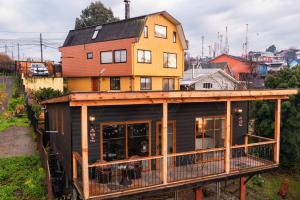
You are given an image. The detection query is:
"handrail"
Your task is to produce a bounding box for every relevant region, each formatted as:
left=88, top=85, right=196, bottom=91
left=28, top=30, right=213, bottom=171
left=247, top=134, right=274, bottom=141
left=88, top=155, right=163, bottom=167
left=167, top=147, right=225, bottom=157
left=231, top=140, right=276, bottom=149
left=73, top=152, right=82, bottom=165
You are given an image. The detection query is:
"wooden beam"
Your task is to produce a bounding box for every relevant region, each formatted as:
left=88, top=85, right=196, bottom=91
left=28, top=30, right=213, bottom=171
left=81, top=105, right=89, bottom=199
left=225, top=100, right=231, bottom=173
left=274, top=99, right=281, bottom=164
left=240, top=176, right=246, bottom=200
left=162, top=102, right=168, bottom=184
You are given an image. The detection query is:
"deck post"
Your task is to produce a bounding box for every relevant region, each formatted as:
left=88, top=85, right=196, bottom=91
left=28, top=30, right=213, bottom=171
left=162, top=102, right=168, bottom=184
left=240, top=176, right=246, bottom=200
left=225, top=100, right=231, bottom=173
left=244, top=134, right=248, bottom=154
left=72, top=153, right=77, bottom=180
left=274, top=99, right=281, bottom=164
left=81, top=105, right=89, bottom=199
left=195, top=186, right=203, bottom=200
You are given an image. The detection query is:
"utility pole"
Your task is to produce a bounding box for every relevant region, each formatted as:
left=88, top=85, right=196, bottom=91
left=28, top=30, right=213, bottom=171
left=245, top=24, right=249, bottom=59
left=225, top=26, right=229, bottom=54
left=17, top=43, right=20, bottom=61
left=40, top=33, right=43, bottom=62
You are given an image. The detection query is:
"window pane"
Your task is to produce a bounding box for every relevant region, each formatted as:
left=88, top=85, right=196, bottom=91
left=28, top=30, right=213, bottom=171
left=155, top=25, right=167, bottom=38
left=120, top=50, right=126, bottom=62
left=168, top=54, right=177, bottom=68
left=163, top=53, right=168, bottom=67
left=195, top=117, right=203, bottom=150
left=101, top=51, right=112, bottom=63
left=173, top=32, right=176, bottom=43
left=163, top=79, right=169, bottom=91
left=127, top=123, right=149, bottom=157
left=114, top=51, right=121, bottom=62
left=144, top=26, right=148, bottom=38
left=144, top=51, right=151, bottom=63
left=141, top=77, right=151, bottom=90
left=110, top=77, right=120, bottom=90
left=103, top=124, right=126, bottom=161
left=87, top=52, right=93, bottom=59
left=137, top=50, right=144, bottom=62
left=169, top=79, right=174, bottom=90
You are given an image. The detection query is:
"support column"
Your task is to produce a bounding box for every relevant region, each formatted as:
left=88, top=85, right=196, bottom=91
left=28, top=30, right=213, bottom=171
left=240, top=177, right=246, bottom=200
left=195, top=187, right=203, bottom=200
left=81, top=106, right=89, bottom=199
left=225, top=101, right=231, bottom=173
left=274, top=99, right=281, bottom=164
left=162, top=102, right=168, bottom=184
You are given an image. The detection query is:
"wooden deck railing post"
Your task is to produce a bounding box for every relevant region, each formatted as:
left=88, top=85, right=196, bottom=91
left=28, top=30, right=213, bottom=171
left=81, top=105, right=89, bottom=199
left=225, top=100, right=231, bottom=173
left=72, top=153, right=77, bottom=180
left=162, top=102, right=168, bottom=184
left=274, top=99, right=281, bottom=164
left=244, top=134, right=248, bottom=154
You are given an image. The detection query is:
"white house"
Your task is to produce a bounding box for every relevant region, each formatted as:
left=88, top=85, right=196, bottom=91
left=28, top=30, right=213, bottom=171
left=181, top=65, right=239, bottom=90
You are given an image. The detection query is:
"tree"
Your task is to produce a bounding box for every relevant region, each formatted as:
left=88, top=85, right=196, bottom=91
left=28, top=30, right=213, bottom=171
left=266, top=45, right=276, bottom=53
left=75, top=1, right=119, bottom=29
left=252, top=67, right=300, bottom=169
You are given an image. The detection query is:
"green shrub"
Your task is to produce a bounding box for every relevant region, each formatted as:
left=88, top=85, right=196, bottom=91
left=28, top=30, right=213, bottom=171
left=33, top=88, right=63, bottom=102
left=31, top=104, right=42, bottom=117
left=8, top=96, right=24, bottom=111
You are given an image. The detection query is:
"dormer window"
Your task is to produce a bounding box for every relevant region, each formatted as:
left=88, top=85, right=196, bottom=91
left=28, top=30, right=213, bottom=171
left=92, top=26, right=102, bottom=40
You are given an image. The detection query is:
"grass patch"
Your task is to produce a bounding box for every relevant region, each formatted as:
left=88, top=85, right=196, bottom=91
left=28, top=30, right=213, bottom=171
left=0, top=155, right=46, bottom=200
left=248, top=172, right=300, bottom=200
left=0, top=117, right=29, bottom=132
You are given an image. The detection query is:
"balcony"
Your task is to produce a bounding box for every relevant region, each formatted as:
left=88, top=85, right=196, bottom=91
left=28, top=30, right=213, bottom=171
left=72, top=135, right=276, bottom=199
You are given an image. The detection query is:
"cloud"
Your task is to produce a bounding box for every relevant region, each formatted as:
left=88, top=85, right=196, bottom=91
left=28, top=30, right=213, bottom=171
left=0, top=0, right=299, bottom=61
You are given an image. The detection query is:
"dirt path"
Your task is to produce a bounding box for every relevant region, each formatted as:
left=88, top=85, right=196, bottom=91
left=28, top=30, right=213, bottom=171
left=0, top=126, right=36, bottom=158
left=0, top=75, right=13, bottom=113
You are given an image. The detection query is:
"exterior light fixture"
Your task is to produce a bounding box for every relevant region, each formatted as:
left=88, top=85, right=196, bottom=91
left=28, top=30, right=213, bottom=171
left=89, top=116, right=96, bottom=123
left=234, top=108, right=243, bottom=114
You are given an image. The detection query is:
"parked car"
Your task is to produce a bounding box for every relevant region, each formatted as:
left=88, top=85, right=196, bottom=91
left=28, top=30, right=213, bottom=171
left=28, top=63, right=49, bottom=76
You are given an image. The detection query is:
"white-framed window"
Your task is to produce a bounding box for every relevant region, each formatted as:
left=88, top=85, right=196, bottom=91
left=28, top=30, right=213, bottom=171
left=203, top=83, right=213, bottom=89
left=163, top=53, right=177, bottom=68
left=100, top=51, right=113, bottom=64
left=140, top=77, right=152, bottom=90
left=144, top=26, right=148, bottom=38
left=155, top=24, right=167, bottom=38
left=114, top=50, right=127, bottom=63
left=137, top=50, right=151, bottom=63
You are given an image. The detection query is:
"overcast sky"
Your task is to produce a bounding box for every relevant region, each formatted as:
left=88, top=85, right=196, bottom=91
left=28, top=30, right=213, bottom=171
left=0, top=0, right=299, bottom=62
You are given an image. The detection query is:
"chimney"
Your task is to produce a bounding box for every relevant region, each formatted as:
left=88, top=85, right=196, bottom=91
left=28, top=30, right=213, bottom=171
left=124, top=0, right=130, bottom=19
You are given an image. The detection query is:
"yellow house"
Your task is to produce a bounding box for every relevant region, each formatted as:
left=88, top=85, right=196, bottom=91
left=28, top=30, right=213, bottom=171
left=60, top=11, right=187, bottom=92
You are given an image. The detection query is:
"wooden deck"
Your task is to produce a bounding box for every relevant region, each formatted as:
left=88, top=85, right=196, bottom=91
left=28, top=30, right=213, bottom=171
left=76, top=155, right=275, bottom=197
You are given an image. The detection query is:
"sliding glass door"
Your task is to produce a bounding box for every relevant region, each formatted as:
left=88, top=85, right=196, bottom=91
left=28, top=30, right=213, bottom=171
left=101, top=121, right=150, bottom=161
left=195, top=116, right=225, bottom=150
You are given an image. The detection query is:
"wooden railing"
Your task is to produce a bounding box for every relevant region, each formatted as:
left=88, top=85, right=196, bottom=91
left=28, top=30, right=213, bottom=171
left=72, top=139, right=278, bottom=198
left=88, top=156, right=163, bottom=197
left=167, top=148, right=225, bottom=183
left=73, top=152, right=83, bottom=196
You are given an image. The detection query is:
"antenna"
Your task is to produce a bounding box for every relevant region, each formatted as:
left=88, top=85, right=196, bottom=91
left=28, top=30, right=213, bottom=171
left=225, top=26, right=229, bottom=54
left=201, top=36, right=204, bottom=59
left=217, top=32, right=220, bottom=56
left=208, top=45, right=211, bottom=58
left=220, top=34, right=223, bottom=54
left=245, top=24, right=248, bottom=58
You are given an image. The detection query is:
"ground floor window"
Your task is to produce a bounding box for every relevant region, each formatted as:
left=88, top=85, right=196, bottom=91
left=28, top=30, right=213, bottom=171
left=163, top=78, right=175, bottom=91
left=110, top=77, right=120, bottom=90
left=101, top=121, right=150, bottom=161
left=140, top=77, right=152, bottom=90
left=195, top=116, right=225, bottom=149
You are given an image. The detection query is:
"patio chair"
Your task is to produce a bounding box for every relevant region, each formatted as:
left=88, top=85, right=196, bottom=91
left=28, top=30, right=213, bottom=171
left=94, top=160, right=112, bottom=184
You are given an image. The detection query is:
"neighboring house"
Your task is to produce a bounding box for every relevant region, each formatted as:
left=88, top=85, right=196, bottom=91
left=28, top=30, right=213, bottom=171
left=42, top=89, right=296, bottom=200
left=267, top=63, right=285, bottom=72
left=289, top=59, right=300, bottom=68
left=256, top=63, right=268, bottom=77
left=181, top=67, right=239, bottom=90
left=209, top=54, right=255, bottom=80
left=60, top=11, right=187, bottom=92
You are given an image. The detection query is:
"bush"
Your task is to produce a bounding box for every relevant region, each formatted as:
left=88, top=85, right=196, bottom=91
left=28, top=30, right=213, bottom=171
left=31, top=104, right=42, bottom=117
left=33, top=88, right=63, bottom=102
left=8, top=96, right=24, bottom=111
